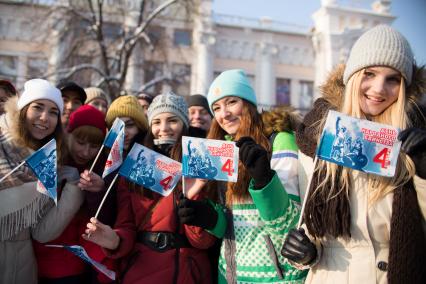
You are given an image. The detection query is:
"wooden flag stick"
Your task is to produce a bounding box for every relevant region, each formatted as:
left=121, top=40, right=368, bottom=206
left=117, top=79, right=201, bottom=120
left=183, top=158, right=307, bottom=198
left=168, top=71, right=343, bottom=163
left=88, top=144, right=105, bottom=173
left=0, top=161, right=26, bottom=183
left=182, top=176, right=186, bottom=198
left=94, top=173, right=119, bottom=220
left=297, top=156, right=318, bottom=229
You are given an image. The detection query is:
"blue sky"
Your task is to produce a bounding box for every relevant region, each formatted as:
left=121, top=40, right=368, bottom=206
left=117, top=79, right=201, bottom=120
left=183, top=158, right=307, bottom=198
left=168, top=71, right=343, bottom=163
left=213, top=0, right=426, bottom=64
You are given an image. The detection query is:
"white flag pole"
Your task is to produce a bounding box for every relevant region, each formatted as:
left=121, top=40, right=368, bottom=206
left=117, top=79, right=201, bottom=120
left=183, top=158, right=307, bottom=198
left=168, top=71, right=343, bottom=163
left=88, top=144, right=105, bottom=173
left=297, top=156, right=318, bottom=229
left=0, top=161, right=26, bottom=183
left=94, top=173, right=119, bottom=219
left=182, top=176, right=186, bottom=198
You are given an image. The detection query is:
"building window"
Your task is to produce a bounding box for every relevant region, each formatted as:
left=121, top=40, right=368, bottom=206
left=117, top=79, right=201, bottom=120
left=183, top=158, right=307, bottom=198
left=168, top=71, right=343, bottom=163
left=173, top=29, right=191, bottom=46
left=171, top=64, right=191, bottom=96
left=299, top=80, right=314, bottom=110
left=0, top=55, right=18, bottom=84
left=144, top=61, right=164, bottom=95
left=276, top=78, right=291, bottom=105
left=27, top=57, right=48, bottom=79
left=147, top=26, right=165, bottom=46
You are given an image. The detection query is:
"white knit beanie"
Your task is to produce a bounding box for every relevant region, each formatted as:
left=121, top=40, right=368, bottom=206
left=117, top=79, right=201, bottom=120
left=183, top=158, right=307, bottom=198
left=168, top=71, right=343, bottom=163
left=147, top=92, right=189, bottom=128
left=18, top=79, right=64, bottom=114
left=343, top=25, right=414, bottom=85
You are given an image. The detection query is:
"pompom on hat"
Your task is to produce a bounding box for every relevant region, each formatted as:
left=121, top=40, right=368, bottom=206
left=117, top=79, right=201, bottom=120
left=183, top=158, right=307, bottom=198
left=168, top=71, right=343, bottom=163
left=17, top=78, right=64, bottom=114
left=147, top=92, right=189, bottom=128
left=105, top=95, right=148, bottom=131
left=207, top=69, right=257, bottom=113
left=67, top=105, right=106, bottom=135
left=343, top=24, right=414, bottom=85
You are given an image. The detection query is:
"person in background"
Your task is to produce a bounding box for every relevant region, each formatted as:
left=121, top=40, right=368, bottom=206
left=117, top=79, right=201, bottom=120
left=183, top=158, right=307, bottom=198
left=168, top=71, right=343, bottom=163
left=33, top=104, right=108, bottom=284
left=0, top=79, right=17, bottom=115
left=0, top=78, right=83, bottom=284
left=186, top=94, right=212, bottom=133
left=281, top=25, right=426, bottom=284
left=58, top=81, right=87, bottom=129
left=85, top=87, right=109, bottom=114
left=82, top=92, right=216, bottom=284
left=137, top=92, right=153, bottom=116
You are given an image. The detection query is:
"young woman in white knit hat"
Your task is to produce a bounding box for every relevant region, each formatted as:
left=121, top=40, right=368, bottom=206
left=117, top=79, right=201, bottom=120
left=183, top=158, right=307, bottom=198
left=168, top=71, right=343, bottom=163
left=281, top=25, right=426, bottom=283
left=83, top=92, right=217, bottom=284
left=0, top=79, right=83, bottom=284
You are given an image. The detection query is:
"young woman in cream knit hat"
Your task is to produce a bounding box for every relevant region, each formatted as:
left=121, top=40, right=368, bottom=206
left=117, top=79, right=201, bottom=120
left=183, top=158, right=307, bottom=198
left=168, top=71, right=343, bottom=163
left=281, top=25, right=426, bottom=284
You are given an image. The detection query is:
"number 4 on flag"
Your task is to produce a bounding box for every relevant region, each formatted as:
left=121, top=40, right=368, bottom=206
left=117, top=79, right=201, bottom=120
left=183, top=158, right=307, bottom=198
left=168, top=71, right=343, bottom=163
left=221, top=159, right=234, bottom=176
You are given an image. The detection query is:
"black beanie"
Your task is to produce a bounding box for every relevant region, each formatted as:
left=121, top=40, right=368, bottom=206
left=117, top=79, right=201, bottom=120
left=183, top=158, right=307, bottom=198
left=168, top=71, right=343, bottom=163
left=186, top=94, right=212, bottom=116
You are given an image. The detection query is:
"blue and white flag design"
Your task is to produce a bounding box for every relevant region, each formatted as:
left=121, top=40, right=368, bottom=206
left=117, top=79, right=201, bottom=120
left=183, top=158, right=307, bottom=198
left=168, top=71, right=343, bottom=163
left=102, top=124, right=125, bottom=178
left=182, top=136, right=239, bottom=182
left=119, top=143, right=182, bottom=196
left=46, top=245, right=115, bottom=280
left=317, top=110, right=401, bottom=177
left=104, top=118, right=125, bottom=148
left=25, top=139, right=58, bottom=204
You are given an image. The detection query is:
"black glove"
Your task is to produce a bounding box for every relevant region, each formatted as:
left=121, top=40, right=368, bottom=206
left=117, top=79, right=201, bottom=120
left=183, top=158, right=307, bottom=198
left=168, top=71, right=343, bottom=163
left=177, top=194, right=218, bottom=230
left=281, top=228, right=317, bottom=266
left=236, top=137, right=274, bottom=189
left=398, top=127, right=426, bottom=179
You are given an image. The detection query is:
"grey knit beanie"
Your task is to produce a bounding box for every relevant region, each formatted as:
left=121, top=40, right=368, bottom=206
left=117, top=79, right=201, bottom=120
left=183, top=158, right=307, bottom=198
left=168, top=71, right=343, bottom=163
left=147, top=92, right=189, bottom=128
left=343, top=25, right=414, bottom=85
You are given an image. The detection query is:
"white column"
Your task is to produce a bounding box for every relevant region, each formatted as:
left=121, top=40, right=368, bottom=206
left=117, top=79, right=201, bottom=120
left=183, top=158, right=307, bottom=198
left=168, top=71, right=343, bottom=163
left=16, top=55, right=28, bottom=88
left=257, top=42, right=277, bottom=107
left=290, top=78, right=300, bottom=109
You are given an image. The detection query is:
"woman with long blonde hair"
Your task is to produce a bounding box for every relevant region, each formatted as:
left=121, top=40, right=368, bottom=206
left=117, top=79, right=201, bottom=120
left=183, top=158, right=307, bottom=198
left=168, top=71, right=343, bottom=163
left=281, top=25, right=426, bottom=284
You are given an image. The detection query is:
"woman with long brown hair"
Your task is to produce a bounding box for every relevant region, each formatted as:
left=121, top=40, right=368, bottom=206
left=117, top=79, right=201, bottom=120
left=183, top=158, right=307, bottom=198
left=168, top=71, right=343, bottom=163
left=0, top=79, right=83, bottom=284
left=179, top=69, right=308, bottom=283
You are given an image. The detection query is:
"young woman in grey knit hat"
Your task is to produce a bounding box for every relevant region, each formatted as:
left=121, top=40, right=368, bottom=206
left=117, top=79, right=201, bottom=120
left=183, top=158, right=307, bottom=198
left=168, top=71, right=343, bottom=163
left=281, top=25, right=426, bottom=283
left=83, top=92, right=217, bottom=284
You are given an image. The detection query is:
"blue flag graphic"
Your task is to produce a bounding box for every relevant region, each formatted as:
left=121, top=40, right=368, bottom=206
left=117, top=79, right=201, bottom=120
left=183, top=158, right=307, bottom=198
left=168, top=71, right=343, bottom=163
left=316, top=110, right=401, bottom=177
left=25, top=139, right=58, bottom=204
left=104, top=118, right=125, bottom=148
left=119, top=143, right=182, bottom=196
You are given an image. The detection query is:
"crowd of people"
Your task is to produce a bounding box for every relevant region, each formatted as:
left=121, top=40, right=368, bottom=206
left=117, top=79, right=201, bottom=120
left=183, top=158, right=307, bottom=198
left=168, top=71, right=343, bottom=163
left=0, top=24, right=425, bottom=284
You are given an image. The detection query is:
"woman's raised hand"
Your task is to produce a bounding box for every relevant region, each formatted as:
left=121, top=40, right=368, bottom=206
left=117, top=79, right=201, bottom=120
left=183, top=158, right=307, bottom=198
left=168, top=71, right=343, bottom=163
left=82, top=217, right=120, bottom=250
left=78, top=170, right=105, bottom=192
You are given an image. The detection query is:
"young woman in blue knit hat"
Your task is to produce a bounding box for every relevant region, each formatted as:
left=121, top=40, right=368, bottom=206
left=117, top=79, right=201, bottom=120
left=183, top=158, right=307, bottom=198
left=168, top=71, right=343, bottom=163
left=281, top=25, right=426, bottom=284
left=82, top=92, right=217, bottom=284
left=174, top=69, right=308, bottom=283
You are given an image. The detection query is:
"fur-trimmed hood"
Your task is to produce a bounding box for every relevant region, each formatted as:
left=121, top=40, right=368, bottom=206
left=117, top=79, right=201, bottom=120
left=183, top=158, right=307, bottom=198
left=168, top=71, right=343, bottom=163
left=0, top=96, right=26, bottom=148
left=261, top=106, right=302, bottom=138
left=297, top=64, right=426, bottom=158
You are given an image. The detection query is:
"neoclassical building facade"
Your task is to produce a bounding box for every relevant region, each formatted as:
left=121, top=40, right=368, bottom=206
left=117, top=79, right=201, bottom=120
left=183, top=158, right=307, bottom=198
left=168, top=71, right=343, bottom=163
left=0, top=0, right=394, bottom=110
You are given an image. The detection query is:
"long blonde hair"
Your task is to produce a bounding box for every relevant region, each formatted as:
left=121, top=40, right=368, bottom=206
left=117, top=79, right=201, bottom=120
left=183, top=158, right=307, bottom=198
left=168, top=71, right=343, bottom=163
left=314, top=69, right=415, bottom=205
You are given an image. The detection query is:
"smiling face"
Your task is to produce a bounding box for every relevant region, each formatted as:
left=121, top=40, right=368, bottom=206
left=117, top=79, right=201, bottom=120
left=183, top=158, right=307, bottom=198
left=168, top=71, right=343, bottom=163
left=211, top=96, right=244, bottom=136
left=151, top=112, right=184, bottom=141
left=25, top=99, right=59, bottom=140
left=188, top=106, right=212, bottom=131
left=359, top=66, right=402, bottom=118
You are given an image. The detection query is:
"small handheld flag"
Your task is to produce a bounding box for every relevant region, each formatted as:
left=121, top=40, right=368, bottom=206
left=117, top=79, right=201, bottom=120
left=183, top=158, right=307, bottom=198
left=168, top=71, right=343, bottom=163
left=119, top=143, right=182, bottom=196
left=316, top=110, right=401, bottom=177
left=102, top=120, right=125, bottom=178
left=46, top=245, right=115, bottom=280
left=25, top=139, right=58, bottom=204
left=182, top=136, right=239, bottom=182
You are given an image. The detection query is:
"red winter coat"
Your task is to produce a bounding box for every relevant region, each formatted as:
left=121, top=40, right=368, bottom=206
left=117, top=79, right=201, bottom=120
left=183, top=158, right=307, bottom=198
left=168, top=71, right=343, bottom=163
left=106, top=178, right=216, bottom=284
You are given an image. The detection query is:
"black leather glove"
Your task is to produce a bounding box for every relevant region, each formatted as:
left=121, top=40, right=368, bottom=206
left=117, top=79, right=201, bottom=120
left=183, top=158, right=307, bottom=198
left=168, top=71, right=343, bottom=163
left=398, top=127, right=426, bottom=179
left=281, top=228, right=317, bottom=266
left=177, top=194, right=218, bottom=230
left=236, top=137, right=274, bottom=189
